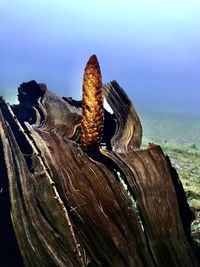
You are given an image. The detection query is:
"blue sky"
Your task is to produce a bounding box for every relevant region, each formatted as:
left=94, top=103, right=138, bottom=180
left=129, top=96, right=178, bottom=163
left=0, top=0, right=200, bottom=115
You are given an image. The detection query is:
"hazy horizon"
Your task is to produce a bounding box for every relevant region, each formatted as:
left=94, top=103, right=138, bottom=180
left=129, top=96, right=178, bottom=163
left=1, top=0, right=200, bottom=116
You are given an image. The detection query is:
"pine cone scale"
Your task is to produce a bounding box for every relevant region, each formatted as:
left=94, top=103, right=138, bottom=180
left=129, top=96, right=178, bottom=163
left=81, top=55, right=104, bottom=153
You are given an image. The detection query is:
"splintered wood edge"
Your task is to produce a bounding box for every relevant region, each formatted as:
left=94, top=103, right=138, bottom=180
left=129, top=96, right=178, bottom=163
left=0, top=99, right=86, bottom=267
left=103, top=81, right=142, bottom=153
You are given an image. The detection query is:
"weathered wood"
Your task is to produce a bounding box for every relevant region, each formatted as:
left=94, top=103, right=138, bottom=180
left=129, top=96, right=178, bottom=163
left=103, top=81, right=142, bottom=152
left=0, top=63, right=199, bottom=266
left=0, top=104, right=85, bottom=267
left=101, top=146, right=197, bottom=267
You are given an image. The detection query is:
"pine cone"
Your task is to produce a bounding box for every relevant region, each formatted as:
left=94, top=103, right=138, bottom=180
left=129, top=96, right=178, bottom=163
left=81, top=55, right=104, bottom=153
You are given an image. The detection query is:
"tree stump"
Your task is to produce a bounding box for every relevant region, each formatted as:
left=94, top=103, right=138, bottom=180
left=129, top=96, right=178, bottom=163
left=0, top=56, right=199, bottom=266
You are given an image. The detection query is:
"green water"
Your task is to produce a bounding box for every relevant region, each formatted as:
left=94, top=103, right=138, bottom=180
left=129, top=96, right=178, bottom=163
left=139, top=110, right=200, bottom=149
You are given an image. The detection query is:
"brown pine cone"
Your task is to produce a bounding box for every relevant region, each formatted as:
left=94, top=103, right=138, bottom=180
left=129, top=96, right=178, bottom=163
left=81, top=55, right=104, bottom=153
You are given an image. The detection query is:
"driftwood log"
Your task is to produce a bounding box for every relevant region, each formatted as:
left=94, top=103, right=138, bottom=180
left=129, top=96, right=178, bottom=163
left=0, top=56, right=199, bottom=267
